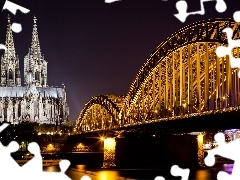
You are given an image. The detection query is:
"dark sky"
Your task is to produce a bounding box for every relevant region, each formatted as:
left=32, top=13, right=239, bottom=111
left=0, top=0, right=238, bottom=121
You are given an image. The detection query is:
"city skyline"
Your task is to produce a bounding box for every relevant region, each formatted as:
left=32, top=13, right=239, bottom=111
left=0, top=0, right=238, bottom=121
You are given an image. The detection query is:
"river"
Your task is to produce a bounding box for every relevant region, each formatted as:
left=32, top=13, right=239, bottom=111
left=43, top=163, right=233, bottom=180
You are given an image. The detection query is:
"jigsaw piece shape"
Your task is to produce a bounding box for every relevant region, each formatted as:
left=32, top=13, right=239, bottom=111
left=21, top=142, right=43, bottom=177
left=40, top=160, right=71, bottom=180
left=105, top=0, right=121, bottom=3
left=2, top=0, right=30, bottom=15
left=204, top=132, right=240, bottom=180
left=80, top=175, right=92, bottom=180
left=154, top=176, right=165, bottom=180
left=0, top=44, right=6, bottom=50
left=174, top=0, right=226, bottom=22
left=171, top=165, right=190, bottom=180
left=0, top=141, right=21, bottom=179
left=216, top=27, right=240, bottom=69
left=11, top=22, right=22, bottom=33
left=0, top=123, right=9, bottom=132
left=233, top=11, right=240, bottom=23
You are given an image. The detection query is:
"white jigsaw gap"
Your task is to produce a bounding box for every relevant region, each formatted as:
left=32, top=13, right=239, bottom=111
left=0, top=123, right=9, bottom=132
left=215, top=12, right=240, bottom=77
left=205, top=132, right=240, bottom=180
left=105, top=0, right=121, bottom=3
left=171, top=165, right=190, bottom=180
left=2, top=0, right=30, bottom=15
left=174, top=0, right=227, bottom=22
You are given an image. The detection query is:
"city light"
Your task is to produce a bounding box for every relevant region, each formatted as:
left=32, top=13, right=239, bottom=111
left=104, top=138, right=116, bottom=150
left=46, top=143, right=55, bottom=152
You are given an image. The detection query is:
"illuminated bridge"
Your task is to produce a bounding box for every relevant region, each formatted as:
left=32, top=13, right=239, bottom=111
left=76, top=18, right=240, bottom=134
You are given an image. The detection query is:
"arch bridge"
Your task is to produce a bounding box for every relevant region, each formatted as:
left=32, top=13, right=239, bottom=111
left=77, top=18, right=240, bottom=133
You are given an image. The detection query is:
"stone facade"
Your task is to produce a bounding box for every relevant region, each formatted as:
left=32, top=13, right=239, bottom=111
left=0, top=16, right=69, bottom=124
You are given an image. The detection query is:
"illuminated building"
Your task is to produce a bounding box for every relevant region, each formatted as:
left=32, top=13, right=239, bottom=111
left=0, top=16, right=69, bottom=124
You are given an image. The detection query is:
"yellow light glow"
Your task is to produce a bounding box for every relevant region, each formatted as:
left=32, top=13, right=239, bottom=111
left=104, top=138, right=116, bottom=150
left=38, top=132, right=41, bottom=135
left=183, top=103, right=186, bottom=108
left=47, top=143, right=55, bottom=151
left=197, top=134, right=204, bottom=144
left=100, top=137, right=105, bottom=141
left=77, top=143, right=84, bottom=149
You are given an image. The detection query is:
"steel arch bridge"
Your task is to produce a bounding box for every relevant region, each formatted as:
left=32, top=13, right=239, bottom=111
left=77, top=18, right=240, bottom=133
left=77, top=95, right=124, bottom=131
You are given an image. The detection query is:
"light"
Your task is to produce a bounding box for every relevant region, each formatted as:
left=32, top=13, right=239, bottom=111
left=38, top=132, right=41, bottom=135
left=183, top=103, right=186, bottom=108
left=100, top=137, right=105, bottom=141
left=47, top=132, right=50, bottom=135
left=46, top=143, right=55, bottom=151
left=104, top=138, right=116, bottom=150
left=197, top=134, right=204, bottom=144
left=77, top=143, right=84, bottom=149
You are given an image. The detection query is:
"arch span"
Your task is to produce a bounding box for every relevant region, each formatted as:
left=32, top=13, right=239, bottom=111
left=77, top=95, right=124, bottom=132
left=78, top=18, right=240, bottom=132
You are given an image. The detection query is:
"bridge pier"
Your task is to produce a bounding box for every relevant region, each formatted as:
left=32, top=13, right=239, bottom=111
left=197, top=133, right=204, bottom=167
left=102, top=138, right=116, bottom=168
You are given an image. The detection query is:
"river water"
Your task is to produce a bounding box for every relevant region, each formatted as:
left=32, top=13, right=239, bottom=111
left=43, top=164, right=233, bottom=180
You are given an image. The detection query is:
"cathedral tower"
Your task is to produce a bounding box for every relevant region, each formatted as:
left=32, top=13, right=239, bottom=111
left=24, top=16, right=47, bottom=87
left=0, top=15, right=21, bottom=87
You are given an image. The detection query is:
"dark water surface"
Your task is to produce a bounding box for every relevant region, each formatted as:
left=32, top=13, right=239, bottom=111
left=43, top=164, right=233, bottom=180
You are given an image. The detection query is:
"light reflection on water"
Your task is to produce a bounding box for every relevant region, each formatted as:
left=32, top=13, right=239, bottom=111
left=43, top=164, right=234, bottom=180
left=195, top=170, right=210, bottom=180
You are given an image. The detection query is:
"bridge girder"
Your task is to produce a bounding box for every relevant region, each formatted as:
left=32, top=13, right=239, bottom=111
left=77, top=95, right=124, bottom=132
left=78, top=18, right=240, bottom=133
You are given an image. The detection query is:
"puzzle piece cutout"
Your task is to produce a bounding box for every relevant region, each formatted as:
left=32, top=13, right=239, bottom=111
left=2, top=0, right=30, bottom=33
left=0, top=123, right=91, bottom=180
left=205, top=132, right=240, bottom=180
left=2, top=0, right=30, bottom=15
left=215, top=10, right=240, bottom=77
left=105, top=0, right=121, bottom=3
left=1, top=1, right=30, bottom=50
left=0, top=123, right=9, bottom=133
left=154, top=164, right=190, bottom=180
left=80, top=175, right=92, bottom=180
left=174, top=0, right=227, bottom=22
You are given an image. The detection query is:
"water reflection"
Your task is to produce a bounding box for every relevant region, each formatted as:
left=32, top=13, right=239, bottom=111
left=43, top=164, right=234, bottom=180
left=97, top=171, right=120, bottom=180
left=195, top=170, right=210, bottom=180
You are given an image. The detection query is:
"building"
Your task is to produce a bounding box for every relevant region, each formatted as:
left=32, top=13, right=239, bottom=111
left=0, top=15, right=69, bottom=125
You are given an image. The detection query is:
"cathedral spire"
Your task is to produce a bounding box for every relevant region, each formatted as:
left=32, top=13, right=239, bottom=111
left=4, top=14, right=16, bottom=59
left=1, top=15, right=21, bottom=87
left=24, top=16, right=47, bottom=87
left=30, top=16, right=42, bottom=57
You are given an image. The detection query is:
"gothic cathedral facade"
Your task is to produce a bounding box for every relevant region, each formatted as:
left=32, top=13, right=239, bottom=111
left=0, top=16, right=69, bottom=125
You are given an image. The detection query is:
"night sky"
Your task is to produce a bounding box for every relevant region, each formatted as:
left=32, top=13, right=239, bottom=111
left=0, top=0, right=239, bottom=122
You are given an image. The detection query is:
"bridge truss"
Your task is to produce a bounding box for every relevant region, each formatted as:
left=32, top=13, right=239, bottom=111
left=77, top=18, right=240, bottom=133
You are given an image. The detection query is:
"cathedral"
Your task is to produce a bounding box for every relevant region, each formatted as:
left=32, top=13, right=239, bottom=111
left=0, top=16, right=69, bottom=125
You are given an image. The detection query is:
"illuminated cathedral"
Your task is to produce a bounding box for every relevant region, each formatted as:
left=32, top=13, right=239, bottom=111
left=0, top=16, right=69, bottom=124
